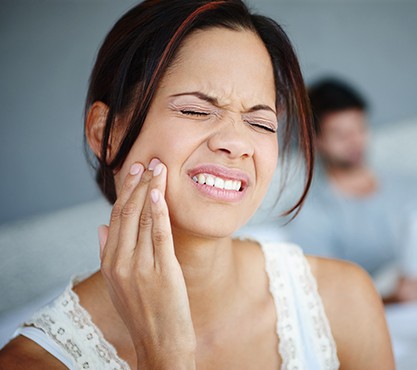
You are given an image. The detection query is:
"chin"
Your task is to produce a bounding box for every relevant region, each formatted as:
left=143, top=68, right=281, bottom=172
left=165, top=182, right=264, bottom=240
left=170, top=205, right=253, bottom=241
left=178, top=216, right=243, bottom=239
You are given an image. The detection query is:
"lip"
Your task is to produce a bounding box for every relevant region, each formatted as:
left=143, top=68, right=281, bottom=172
left=187, top=164, right=250, bottom=202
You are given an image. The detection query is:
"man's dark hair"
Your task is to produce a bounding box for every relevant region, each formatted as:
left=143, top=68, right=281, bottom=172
left=309, top=78, right=367, bottom=135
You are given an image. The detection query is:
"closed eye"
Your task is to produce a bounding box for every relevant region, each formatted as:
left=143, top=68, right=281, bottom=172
left=180, top=110, right=210, bottom=117
left=246, top=121, right=277, bottom=133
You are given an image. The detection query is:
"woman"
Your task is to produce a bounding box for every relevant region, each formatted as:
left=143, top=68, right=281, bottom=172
left=0, top=0, right=394, bottom=369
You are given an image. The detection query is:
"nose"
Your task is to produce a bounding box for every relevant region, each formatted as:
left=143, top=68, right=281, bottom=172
left=207, top=116, right=255, bottom=159
left=347, top=127, right=367, bottom=149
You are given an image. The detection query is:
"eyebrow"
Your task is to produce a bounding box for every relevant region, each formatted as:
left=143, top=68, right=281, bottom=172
left=170, top=91, right=277, bottom=115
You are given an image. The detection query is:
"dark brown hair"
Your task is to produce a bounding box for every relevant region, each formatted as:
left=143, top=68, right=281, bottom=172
left=84, top=0, right=314, bottom=217
left=309, top=77, right=368, bottom=135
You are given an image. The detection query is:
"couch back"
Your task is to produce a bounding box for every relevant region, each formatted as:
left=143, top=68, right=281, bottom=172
left=0, top=116, right=416, bottom=315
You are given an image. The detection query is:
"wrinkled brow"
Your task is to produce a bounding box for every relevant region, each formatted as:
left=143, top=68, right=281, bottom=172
left=170, top=91, right=276, bottom=115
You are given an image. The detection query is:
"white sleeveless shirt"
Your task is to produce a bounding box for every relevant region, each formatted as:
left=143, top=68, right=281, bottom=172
left=16, top=242, right=340, bottom=370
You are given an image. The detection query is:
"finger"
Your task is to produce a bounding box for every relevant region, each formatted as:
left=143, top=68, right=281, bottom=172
left=115, top=164, right=156, bottom=264
left=115, top=158, right=163, bottom=265
left=150, top=188, right=177, bottom=269
left=98, top=224, right=109, bottom=261
left=135, top=161, right=168, bottom=265
left=102, top=162, right=144, bottom=262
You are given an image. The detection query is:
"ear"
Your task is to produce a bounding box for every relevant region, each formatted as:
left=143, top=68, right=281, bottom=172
left=85, top=101, right=111, bottom=161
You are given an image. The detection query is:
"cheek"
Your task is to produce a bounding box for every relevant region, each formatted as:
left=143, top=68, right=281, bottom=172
left=256, top=138, right=278, bottom=184
left=128, top=128, right=174, bottom=165
left=321, top=137, right=342, bottom=154
left=115, top=128, right=199, bottom=194
left=138, top=118, right=196, bottom=163
left=113, top=134, right=163, bottom=195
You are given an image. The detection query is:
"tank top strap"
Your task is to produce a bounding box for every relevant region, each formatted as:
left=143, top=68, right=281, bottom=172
left=24, top=278, right=130, bottom=370
left=261, top=242, right=340, bottom=370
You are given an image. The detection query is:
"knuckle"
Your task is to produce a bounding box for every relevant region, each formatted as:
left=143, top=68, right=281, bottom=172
left=110, top=203, right=123, bottom=221
left=121, top=201, right=139, bottom=218
left=153, top=229, right=168, bottom=245
left=139, top=212, right=153, bottom=228
left=111, top=262, right=130, bottom=281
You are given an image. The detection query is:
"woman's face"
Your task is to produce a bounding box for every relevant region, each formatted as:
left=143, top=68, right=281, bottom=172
left=115, top=27, right=278, bottom=238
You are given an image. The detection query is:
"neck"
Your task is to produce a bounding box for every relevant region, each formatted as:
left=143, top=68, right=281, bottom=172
left=171, top=230, right=240, bottom=332
left=92, top=230, right=242, bottom=336
left=325, top=164, right=378, bottom=196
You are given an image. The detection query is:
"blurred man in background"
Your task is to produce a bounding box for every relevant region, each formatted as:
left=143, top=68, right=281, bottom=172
left=285, top=78, right=417, bottom=302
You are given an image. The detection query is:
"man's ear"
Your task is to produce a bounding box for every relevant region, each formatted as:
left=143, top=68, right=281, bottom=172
left=85, top=101, right=111, bottom=160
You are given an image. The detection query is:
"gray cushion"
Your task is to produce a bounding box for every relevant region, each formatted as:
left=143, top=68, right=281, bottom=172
left=0, top=198, right=111, bottom=315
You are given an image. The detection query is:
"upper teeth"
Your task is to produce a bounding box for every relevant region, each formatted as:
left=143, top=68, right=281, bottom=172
left=192, top=174, right=242, bottom=191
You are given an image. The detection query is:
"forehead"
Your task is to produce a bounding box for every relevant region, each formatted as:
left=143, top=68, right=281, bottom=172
left=159, top=27, right=276, bottom=109
left=321, top=109, right=367, bottom=132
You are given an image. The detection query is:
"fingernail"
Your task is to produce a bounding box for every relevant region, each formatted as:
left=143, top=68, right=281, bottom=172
left=153, top=163, right=163, bottom=176
left=148, top=158, right=161, bottom=170
left=130, top=163, right=143, bottom=176
left=151, top=189, right=160, bottom=203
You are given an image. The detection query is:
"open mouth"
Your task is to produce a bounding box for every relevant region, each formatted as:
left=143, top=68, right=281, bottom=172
left=192, top=173, right=243, bottom=192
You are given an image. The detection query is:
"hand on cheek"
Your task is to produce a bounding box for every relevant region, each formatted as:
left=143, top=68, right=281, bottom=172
left=98, top=159, right=196, bottom=367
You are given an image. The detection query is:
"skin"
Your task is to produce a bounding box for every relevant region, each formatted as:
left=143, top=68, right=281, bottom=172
left=318, top=109, right=417, bottom=302
left=0, top=28, right=395, bottom=369
left=318, top=109, right=369, bottom=171
left=317, top=109, right=376, bottom=197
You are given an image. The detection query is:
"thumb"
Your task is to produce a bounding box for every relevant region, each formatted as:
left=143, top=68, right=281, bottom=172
left=98, top=224, right=109, bottom=260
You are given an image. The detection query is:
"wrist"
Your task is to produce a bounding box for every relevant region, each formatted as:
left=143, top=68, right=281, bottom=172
left=136, top=345, right=196, bottom=370
left=137, top=356, right=196, bottom=370
left=158, top=355, right=196, bottom=370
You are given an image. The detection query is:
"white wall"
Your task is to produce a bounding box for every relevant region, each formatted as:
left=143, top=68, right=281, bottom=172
left=1, top=0, right=417, bottom=223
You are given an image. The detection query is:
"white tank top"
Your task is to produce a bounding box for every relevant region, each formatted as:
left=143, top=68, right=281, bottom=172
left=16, top=242, right=340, bottom=369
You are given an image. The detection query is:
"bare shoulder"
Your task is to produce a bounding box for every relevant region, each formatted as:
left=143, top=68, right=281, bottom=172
left=307, top=256, right=395, bottom=370
left=0, top=335, right=67, bottom=370
left=0, top=273, right=105, bottom=370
